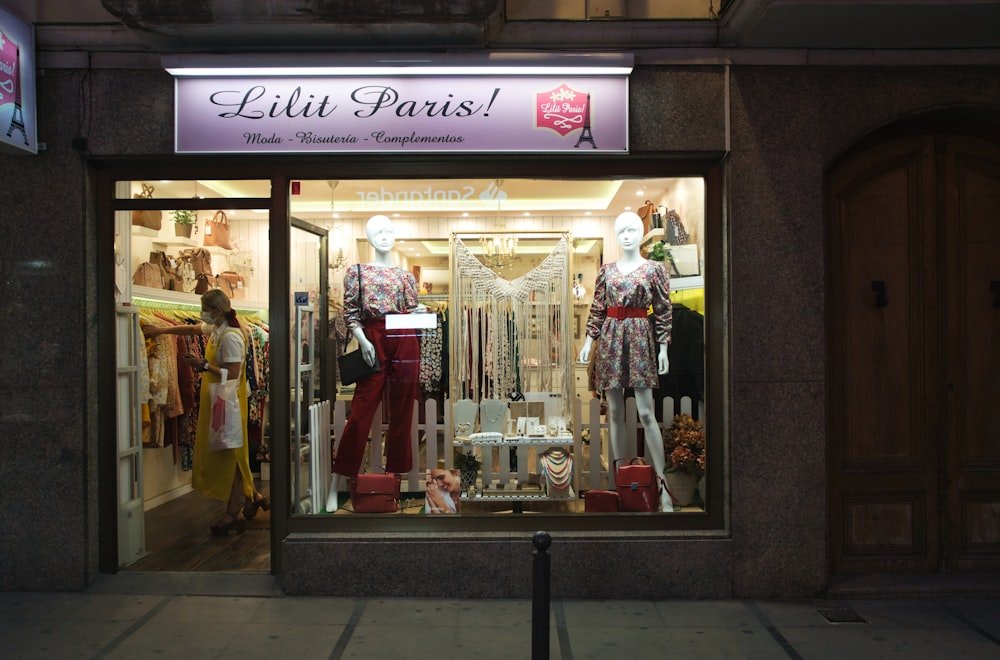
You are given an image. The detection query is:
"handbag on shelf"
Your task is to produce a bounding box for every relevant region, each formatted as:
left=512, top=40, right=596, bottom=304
left=338, top=264, right=380, bottom=385
left=132, top=261, right=165, bottom=289
left=584, top=490, right=621, bottom=512
left=349, top=467, right=401, bottom=513
left=194, top=272, right=217, bottom=295
left=615, top=458, right=658, bottom=512
left=149, top=250, right=182, bottom=291
left=204, top=210, right=232, bottom=250
left=130, top=183, right=162, bottom=231
left=217, top=271, right=246, bottom=299
left=637, top=199, right=656, bottom=235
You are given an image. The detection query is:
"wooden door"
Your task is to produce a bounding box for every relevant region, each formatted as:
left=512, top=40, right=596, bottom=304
left=941, top=135, right=1000, bottom=571
left=828, top=130, right=1000, bottom=574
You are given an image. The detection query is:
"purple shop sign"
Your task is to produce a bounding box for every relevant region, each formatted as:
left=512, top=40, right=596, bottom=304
left=174, top=76, right=628, bottom=154
left=0, top=5, right=37, bottom=155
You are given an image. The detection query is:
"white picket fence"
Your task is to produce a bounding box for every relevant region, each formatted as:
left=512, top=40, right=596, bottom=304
left=304, top=395, right=700, bottom=511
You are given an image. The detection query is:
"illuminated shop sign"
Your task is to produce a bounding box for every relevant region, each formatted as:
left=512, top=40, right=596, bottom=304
left=0, top=5, right=36, bottom=155
left=168, top=57, right=630, bottom=154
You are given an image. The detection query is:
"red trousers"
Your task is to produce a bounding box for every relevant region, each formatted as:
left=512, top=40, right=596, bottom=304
left=333, top=318, right=420, bottom=476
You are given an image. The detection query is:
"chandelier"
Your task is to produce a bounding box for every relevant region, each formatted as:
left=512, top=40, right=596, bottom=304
left=480, top=179, right=518, bottom=271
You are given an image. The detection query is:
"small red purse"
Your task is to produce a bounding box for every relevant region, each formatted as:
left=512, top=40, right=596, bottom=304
left=584, top=490, right=620, bottom=512
left=615, top=458, right=658, bottom=512
left=349, top=468, right=401, bottom=513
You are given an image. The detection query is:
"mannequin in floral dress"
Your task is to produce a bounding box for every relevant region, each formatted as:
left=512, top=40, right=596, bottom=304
left=579, top=211, right=674, bottom=511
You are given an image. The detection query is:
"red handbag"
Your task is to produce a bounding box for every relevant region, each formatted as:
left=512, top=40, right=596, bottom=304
left=615, top=458, right=658, bottom=512
left=349, top=468, right=401, bottom=513
left=584, top=490, right=620, bottom=512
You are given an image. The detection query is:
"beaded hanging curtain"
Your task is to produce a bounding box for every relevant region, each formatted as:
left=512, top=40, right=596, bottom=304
left=452, top=235, right=572, bottom=410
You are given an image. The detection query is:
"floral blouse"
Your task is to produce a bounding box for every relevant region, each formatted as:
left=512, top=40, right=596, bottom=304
left=585, top=260, right=672, bottom=390
left=343, top=263, right=420, bottom=330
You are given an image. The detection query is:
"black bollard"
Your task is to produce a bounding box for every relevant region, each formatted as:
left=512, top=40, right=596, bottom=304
left=532, top=530, right=552, bottom=660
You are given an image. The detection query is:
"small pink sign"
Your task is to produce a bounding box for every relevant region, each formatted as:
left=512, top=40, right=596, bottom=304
left=0, top=27, right=18, bottom=106
left=535, top=83, right=589, bottom=137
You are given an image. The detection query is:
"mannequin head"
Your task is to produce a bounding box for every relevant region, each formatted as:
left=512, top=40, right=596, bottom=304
left=614, top=211, right=644, bottom=250
left=365, top=214, right=395, bottom=254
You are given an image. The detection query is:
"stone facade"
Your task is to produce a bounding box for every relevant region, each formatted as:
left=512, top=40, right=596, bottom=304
left=1, top=61, right=998, bottom=596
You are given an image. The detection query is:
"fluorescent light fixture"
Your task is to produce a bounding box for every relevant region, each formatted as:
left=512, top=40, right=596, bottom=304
left=163, top=52, right=633, bottom=77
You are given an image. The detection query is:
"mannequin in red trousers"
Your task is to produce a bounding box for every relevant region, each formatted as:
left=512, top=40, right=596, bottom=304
left=329, top=215, right=426, bottom=511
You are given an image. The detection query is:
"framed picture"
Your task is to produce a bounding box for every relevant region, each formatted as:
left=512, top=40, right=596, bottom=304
left=425, top=469, right=461, bottom=514
left=547, top=416, right=568, bottom=435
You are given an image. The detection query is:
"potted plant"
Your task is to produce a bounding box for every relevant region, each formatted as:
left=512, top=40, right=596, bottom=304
left=453, top=449, right=482, bottom=492
left=663, top=413, right=705, bottom=507
left=171, top=209, right=197, bottom=238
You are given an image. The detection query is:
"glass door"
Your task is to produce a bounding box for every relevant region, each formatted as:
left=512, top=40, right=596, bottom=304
left=289, top=218, right=329, bottom=513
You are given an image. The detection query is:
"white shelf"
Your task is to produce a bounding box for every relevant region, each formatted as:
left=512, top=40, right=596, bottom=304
left=131, top=285, right=267, bottom=312
left=153, top=237, right=199, bottom=248
left=672, top=275, right=704, bottom=291
left=131, top=226, right=161, bottom=238
left=454, top=435, right=574, bottom=447
left=640, top=227, right=665, bottom=248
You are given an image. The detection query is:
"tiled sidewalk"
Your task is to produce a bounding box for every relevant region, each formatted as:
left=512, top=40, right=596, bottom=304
left=0, top=574, right=998, bottom=659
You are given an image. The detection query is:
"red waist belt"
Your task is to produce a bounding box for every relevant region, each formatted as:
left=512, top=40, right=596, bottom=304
left=607, top=306, right=648, bottom=319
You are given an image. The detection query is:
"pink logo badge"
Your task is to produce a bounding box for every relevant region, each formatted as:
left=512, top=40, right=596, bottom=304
left=535, top=83, right=590, bottom=137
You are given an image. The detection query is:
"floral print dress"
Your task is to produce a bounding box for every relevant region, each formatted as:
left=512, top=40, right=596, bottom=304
left=585, top=260, right=672, bottom=390
left=343, top=264, right=420, bottom=328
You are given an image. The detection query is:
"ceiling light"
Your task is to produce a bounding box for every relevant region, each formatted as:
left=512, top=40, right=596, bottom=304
left=480, top=179, right=518, bottom=272
left=163, top=53, right=633, bottom=77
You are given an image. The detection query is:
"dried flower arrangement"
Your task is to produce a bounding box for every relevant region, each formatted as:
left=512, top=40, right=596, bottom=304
left=664, top=413, right=706, bottom=478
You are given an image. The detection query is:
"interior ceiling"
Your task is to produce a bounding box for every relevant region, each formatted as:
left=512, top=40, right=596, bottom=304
left=148, top=176, right=670, bottom=259
left=152, top=177, right=676, bottom=221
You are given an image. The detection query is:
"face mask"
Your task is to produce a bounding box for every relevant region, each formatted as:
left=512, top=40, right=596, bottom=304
left=200, top=311, right=215, bottom=324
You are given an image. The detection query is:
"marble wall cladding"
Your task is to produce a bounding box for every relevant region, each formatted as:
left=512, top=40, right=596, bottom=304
left=0, top=69, right=91, bottom=590
left=628, top=66, right=727, bottom=153
left=3, top=63, right=1000, bottom=594
left=281, top=533, right=733, bottom=599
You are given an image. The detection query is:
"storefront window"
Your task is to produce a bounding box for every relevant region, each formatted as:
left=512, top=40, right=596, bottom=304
left=290, top=176, right=707, bottom=517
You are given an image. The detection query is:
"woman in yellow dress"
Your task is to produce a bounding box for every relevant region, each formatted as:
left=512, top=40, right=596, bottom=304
left=143, top=289, right=268, bottom=534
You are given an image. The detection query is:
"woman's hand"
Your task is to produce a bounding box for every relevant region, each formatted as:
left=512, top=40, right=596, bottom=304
left=425, top=481, right=448, bottom=514
left=183, top=354, right=203, bottom=370
left=142, top=325, right=162, bottom=338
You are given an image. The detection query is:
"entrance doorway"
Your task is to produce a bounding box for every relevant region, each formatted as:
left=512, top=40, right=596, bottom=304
left=827, top=122, right=1000, bottom=573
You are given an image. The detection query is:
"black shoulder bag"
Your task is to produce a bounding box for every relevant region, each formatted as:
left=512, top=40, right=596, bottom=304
left=337, top=264, right=380, bottom=385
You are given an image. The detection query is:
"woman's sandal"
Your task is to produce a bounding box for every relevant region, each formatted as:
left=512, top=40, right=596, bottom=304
left=242, top=494, right=271, bottom=520
left=210, top=511, right=246, bottom=536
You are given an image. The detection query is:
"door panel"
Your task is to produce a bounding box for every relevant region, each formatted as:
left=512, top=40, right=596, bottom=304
left=944, top=137, right=1000, bottom=569
left=829, top=136, right=939, bottom=572
left=830, top=130, right=1000, bottom=574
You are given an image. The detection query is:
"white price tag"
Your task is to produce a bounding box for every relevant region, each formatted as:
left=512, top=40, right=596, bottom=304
left=385, top=313, right=437, bottom=329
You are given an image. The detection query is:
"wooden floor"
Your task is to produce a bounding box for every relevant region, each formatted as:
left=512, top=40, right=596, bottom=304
left=126, top=488, right=271, bottom=573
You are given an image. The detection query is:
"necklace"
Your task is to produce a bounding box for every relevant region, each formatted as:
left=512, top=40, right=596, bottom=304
left=454, top=422, right=472, bottom=436
left=541, top=449, right=573, bottom=488
left=481, top=401, right=505, bottom=425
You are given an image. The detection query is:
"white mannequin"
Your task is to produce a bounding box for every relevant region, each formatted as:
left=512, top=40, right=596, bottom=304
left=579, top=211, right=673, bottom=512
left=328, top=214, right=425, bottom=512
